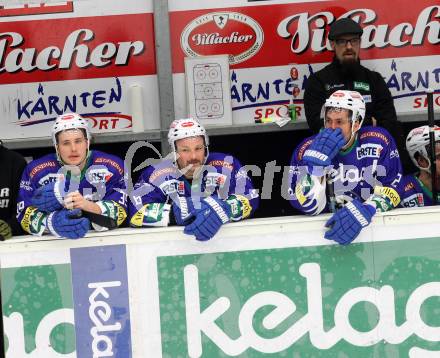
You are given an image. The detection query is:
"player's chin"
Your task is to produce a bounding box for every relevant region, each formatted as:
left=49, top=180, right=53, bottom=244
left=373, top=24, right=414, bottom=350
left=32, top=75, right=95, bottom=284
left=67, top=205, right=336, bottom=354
left=64, top=156, right=84, bottom=166
left=192, top=165, right=204, bottom=178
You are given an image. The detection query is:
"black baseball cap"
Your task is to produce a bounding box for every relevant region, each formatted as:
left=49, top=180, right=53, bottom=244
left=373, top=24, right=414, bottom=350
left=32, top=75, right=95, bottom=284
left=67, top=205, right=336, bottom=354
left=328, top=18, right=363, bottom=40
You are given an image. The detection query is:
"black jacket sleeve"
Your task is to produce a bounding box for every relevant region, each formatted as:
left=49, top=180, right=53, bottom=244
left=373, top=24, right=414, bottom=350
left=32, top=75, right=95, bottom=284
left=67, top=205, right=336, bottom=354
left=8, top=150, right=27, bottom=236
left=369, top=71, right=397, bottom=124
left=303, top=73, right=326, bottom=133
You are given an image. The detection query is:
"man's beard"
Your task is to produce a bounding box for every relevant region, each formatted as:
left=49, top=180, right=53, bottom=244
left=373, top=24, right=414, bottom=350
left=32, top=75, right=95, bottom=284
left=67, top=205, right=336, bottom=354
left=338, top=53, right=360, bottom=77
left=183, top=160, right=202, bottom=178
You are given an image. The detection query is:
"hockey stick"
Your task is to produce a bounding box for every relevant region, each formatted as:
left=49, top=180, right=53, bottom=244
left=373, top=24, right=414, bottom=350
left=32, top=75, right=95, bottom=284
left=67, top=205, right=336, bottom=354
left=81, top=210, right=118, bottom=230
left=326, top=171, right=337, bottom=213
left=427, top=89, right=438, bottom=205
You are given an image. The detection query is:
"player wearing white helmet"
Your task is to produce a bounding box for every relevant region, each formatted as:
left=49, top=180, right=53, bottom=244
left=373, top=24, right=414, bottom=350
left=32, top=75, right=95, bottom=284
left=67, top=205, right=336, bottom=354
left=167, top=118, right=209, bottom=179
left=397, top=125, right=440, bottom=207
left=129, top=118, right=259, bottom=241
left=17, top=113, right=127, bottom=239
left=52, top=112, right=91, bottom=166
left=290, top=90, right=402, bottom=245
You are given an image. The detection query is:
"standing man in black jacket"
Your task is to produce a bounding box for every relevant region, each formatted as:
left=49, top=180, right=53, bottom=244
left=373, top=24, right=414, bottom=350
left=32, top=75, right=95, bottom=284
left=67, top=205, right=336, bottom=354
left=0, top=142, right=26, bottom=358
left=303, top=18, right=412, bottom=173
left=0, top=142, right=27, bottom=239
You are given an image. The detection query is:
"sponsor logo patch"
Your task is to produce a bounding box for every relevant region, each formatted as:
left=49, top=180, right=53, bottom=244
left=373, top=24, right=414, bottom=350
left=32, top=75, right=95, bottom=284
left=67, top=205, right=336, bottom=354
left=354, top=81, right=370, bottom=91
left=356, top=143, right=383, bottom=160
left=402, top=193, right=424, bottom=207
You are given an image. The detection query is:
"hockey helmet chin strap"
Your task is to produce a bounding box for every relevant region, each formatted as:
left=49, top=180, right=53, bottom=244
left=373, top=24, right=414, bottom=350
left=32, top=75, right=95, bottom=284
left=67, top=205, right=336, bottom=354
left=341, top=121, right=361, bottom=151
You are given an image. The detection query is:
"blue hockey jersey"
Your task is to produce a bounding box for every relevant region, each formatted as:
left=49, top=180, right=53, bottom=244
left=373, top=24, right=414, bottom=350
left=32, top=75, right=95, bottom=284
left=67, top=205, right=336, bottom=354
left=128, top=152, right=259, bottom=226
left=398, top=174, right=440, bottom=207
left=289, top=126, right=403, bottom=214
left=17, top=150, right=127, bottom=235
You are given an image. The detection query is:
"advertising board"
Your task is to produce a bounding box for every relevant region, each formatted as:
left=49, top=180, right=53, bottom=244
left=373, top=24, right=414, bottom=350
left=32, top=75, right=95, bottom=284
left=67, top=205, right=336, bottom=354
left=1, top=208, right=439, bottom=357
left=0, top=0, right=160, bottom=140
left=169, top=0, right=440, bottom=124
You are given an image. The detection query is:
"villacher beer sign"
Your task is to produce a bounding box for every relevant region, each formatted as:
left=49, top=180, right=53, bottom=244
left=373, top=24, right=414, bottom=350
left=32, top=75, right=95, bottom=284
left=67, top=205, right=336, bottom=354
left=180, top=12, right=264, bottom=65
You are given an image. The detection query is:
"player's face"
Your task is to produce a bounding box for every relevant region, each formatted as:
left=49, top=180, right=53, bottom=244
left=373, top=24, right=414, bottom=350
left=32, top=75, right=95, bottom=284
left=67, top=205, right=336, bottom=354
left=325, top=108, right=360, bottom=144
left=175, top=136, right=205, bottom=179
left=331, top=35, right=361, bottom=64
left=56, top=129, right=88, bottom=167
left=435, top=142, right=440, bottom=180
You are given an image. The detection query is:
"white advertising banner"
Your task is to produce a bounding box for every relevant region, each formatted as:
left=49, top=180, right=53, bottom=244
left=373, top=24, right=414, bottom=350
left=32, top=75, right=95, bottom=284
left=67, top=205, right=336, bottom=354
left=0, top=0, right=159, bottom=140
left=1, top=207, right=440, bottom=357
left=169, top=0, right=440, bottom=125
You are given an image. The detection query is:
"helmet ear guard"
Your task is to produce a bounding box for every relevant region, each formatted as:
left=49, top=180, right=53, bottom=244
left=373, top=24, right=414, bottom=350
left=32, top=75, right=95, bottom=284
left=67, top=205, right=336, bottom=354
left=406, top=125, right=440, bottom=172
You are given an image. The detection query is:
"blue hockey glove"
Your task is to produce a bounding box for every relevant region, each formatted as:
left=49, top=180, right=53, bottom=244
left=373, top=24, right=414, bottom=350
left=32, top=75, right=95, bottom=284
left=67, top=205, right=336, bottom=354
left=47, top=209, right=90, bottom=239
left=32, top=181, right=65, bottom=212
left=184, top=196, right=231, bottom=241
left=172, top=196, right=196, bottom=226
left=324, top=199, right=376, bottom=245
left=303, top=128, right=345, bottom=167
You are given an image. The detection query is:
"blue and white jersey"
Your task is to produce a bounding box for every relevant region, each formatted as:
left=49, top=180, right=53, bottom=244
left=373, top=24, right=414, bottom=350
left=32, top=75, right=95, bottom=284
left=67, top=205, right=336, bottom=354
left=17, top=150, right=127, bottom=235
left=397, top=174, right=440, bottom=207
left=128, top=152, right=259, bottom=226
left=289, top=126, right=403, bottom=214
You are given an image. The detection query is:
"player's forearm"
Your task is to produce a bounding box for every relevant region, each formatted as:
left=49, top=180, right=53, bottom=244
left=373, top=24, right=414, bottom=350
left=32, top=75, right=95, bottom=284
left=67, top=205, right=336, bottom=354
left=82, top=201, right=102, bottom=214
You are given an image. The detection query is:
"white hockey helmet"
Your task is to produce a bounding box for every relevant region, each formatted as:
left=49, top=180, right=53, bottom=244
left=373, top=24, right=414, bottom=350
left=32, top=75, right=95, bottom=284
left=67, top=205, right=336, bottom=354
left=52, top=112, right=91, bottom=147
left=168, top=118, right=209, bottom=149
left=406, top=125, right=440, bottom=172
left=324, top=90, right=366, bottom=125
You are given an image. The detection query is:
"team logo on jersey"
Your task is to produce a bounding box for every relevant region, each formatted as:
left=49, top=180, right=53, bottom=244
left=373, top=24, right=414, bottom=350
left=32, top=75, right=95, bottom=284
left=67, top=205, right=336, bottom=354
left=38, top=173, right=64, bottom=186
left=181, top=12, right=264, bottom=65
left=356, top=143, right=383, bottom=160
left=402, top=193, right=424, bottom=207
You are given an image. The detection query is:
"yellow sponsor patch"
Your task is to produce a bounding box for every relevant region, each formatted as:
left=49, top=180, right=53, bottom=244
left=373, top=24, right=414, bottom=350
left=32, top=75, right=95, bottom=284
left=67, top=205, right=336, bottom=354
left=295, top=184, right=307, bottom=205
left=21, top=206, right=37, bottom=233
left=236, top=195, right=252, bottom=219
left=115, top=203, right=127, bottom=225
left=130, top=205, right=146, bottom=227
left=374, top=186, right=401, bottom=207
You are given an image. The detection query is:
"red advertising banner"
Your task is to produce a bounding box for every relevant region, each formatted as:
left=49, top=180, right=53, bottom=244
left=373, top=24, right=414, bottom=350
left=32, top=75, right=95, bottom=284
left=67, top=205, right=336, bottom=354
left=0, top=2, right=73, bottom=17
left=170, top=0, right=440, bottom=73
left=0, top=13, right=157, bottom=85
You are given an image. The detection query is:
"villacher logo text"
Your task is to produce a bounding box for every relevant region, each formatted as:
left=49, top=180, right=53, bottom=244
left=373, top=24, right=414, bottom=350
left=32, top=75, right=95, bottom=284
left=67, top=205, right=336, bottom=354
left=180, top=12, right=264, bottom=65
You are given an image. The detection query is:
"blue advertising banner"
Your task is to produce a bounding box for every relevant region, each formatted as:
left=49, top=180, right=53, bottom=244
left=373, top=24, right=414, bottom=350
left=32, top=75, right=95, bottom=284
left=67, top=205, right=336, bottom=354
left=71, top=244, right=132, bottom=358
